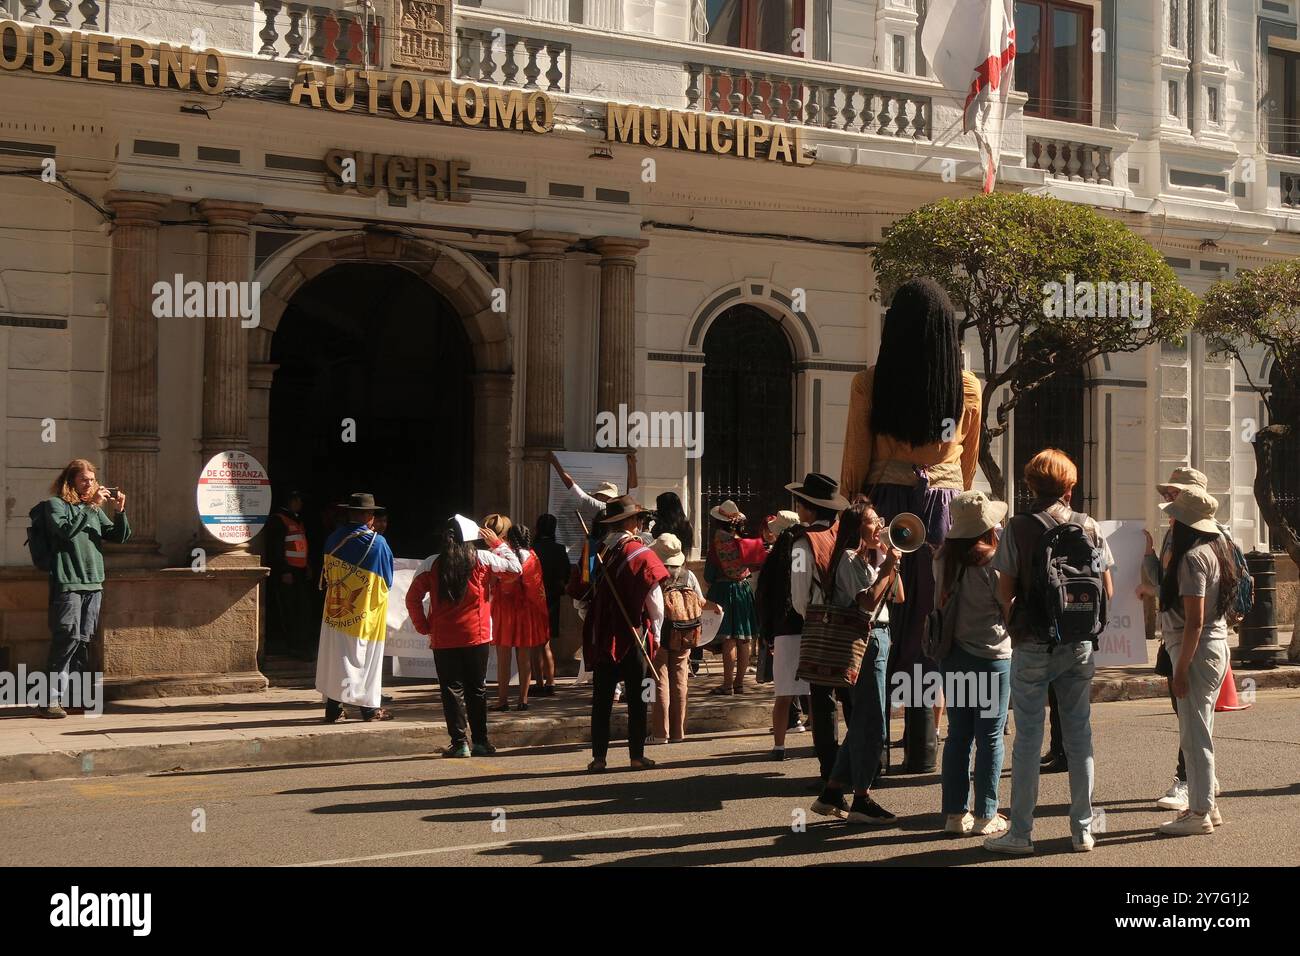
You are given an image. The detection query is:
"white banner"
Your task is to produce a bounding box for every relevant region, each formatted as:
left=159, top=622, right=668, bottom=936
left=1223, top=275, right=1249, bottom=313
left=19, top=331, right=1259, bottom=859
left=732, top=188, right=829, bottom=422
left=547, top=451, right=629, bottom=562
left=1095, top=520, right=1150, bottom=667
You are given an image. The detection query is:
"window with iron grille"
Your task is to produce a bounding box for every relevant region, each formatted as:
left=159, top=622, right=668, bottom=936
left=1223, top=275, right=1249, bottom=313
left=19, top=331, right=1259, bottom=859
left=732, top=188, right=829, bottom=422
left=1269, top=363, right=1300, bottom=552
left=701, top=306, right=795, bottom=532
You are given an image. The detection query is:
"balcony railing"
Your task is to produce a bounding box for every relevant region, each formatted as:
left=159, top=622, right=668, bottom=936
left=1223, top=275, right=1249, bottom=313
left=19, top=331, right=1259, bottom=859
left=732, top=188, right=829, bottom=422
left=1281, top=171, right=1300, bottom=208
left=686, top=62, right=931, bottom=140
left=1027, top=135, right=1114, bottom=186
left=453, top=27, right=571, bottom=92
left=6, top=0, right=107, bottom=29
left=255, top=1, right=381, bottom=67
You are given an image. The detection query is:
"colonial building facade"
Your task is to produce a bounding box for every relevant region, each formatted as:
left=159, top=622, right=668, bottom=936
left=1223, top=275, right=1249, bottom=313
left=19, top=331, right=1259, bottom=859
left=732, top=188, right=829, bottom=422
left=0, top=0, right=1295, bottom=693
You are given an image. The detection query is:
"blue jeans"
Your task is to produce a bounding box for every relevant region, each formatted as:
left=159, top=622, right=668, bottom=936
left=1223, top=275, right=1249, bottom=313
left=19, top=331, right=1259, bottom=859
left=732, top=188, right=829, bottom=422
left=47, top=588, right=101, bottom=705
left=1008, top=642, right=1095, bottom=839
left=828, top=625, right=891, bottom=793
left=939, top=646, right=1010, bottom=819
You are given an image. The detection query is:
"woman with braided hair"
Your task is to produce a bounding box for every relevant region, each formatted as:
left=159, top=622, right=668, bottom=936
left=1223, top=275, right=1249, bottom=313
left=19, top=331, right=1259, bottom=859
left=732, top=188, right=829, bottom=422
left=840, top=277, right=982, bottom=773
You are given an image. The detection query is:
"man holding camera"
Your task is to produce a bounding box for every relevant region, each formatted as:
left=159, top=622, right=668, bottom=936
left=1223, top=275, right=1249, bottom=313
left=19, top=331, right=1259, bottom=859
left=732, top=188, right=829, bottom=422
left=40, top=459, right=131, bottom=718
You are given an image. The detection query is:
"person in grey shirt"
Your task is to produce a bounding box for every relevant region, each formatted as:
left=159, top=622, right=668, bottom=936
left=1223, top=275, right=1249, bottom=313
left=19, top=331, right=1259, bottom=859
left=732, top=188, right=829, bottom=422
left=1154, top=487, right=1237, bottom=838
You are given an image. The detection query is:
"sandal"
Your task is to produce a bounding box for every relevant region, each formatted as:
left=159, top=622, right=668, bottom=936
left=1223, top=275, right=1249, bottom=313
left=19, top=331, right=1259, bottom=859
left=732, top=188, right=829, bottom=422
left=363, top=708, right=394, bottom=722
left=629, top=757, right=657, bottom=770
left=707, top=686, right=734, bottom=696
left=489, top=701, right=511, bottom=712
left=515, top=702, right=530, bottom=712
left=586, top=759, right=607, bottom=773
left=733, top=684, right=746, bottom=695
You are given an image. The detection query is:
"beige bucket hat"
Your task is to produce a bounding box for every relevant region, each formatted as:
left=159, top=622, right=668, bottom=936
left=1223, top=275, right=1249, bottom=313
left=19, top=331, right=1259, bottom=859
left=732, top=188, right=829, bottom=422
left=946, top=490, right=1009, bottom=539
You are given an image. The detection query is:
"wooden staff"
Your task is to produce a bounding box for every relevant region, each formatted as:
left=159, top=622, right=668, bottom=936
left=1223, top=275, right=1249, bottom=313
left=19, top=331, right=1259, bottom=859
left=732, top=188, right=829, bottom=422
left=575, top=509, right=655, bottom=669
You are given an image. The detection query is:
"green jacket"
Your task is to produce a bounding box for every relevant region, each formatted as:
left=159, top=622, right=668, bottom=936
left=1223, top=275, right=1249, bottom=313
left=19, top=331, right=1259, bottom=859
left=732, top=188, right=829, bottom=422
left=44, top=496, right=132, bottom=592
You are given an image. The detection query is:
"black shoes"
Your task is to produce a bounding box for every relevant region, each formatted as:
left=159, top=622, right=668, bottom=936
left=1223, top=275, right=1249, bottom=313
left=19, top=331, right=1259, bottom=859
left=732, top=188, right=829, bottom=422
left=846, top=796, right=897, bottom=826
left=1041, top=754, right=1069, bottom=774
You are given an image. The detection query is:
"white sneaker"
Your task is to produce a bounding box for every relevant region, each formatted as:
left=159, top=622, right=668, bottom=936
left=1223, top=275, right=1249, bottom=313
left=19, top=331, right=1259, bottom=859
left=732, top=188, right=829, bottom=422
left=1156, top=777, right=1188, bottom=811
left=973, top=813, right=1009, bottom=836
left=1210, top=805, right=1223, bottom=827
left=984, top=831, right=1034, bottom=855
left=944, top=812, right=974, bottom=836
left=1072, top=830, right=1095, bottom=852
left=1158, top=810, right=1214, bottom=837
left=1214, top=779, right=1221, bottom=797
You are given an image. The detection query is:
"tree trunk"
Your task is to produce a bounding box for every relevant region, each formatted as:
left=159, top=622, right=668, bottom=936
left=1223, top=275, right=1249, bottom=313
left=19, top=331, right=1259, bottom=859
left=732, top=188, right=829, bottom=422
left=979, top=421, right=1007, bottom=502
left=1250, top=425, right=1300, bottom=661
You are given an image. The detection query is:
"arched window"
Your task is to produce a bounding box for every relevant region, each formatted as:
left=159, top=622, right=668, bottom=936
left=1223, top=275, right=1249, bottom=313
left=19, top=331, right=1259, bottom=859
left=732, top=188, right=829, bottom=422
left=1013, top=361, right=1090, bottom=513
left=1269, top=362, right=1300, bottom=551
left=701, top=306, right=794, bottom=530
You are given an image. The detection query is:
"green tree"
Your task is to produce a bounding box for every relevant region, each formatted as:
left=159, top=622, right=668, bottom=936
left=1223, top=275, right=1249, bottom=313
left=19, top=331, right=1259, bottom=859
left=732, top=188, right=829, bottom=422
left=870, top=192, right=1197, bottom=500
left=1198, top=261, right=1300, bottom=589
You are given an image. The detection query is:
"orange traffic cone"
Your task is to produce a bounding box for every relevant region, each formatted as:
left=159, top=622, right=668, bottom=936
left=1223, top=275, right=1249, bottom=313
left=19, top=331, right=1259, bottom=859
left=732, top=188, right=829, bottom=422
left=1215, top=660, right=1251, bottom=712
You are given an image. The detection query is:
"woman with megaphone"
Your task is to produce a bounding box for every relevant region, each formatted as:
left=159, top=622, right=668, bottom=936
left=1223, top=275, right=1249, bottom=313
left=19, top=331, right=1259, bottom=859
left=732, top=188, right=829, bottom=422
left=840, top=277, right=983, bottom=773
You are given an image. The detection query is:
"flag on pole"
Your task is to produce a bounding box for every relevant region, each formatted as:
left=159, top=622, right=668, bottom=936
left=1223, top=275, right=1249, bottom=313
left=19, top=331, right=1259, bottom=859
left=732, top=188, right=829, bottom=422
left=920, top=0, right=1017, bottom=193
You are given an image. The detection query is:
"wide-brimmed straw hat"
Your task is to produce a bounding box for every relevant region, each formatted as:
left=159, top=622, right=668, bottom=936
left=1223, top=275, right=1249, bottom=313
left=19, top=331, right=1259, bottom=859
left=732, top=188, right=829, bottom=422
left=650, top=533, right=686, bottom=567
left=590, top=481, right=620, bottom=501
left=709, top=499, right=746, bottom=523
left=765, top=510, right=801, bottom=536
left=598, top=495, right=652, bottom=524
left=784, top=473, right=850, bottom=511
left=1160, top=487, right=1220, bottom=533
left=1157, top=466, right=1208, bottom=497
left=338, top=492, right=382, bottom=512
left=946, top=490, right=1008, bottom=539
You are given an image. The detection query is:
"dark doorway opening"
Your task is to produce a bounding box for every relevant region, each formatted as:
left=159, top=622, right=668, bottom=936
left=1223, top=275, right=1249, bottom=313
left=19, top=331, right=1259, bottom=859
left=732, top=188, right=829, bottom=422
left=1013, top=359, right=1090, bottom=514
left=268, top=263, right=474, bottom=563
left=701, top=305, right=794, bottom=531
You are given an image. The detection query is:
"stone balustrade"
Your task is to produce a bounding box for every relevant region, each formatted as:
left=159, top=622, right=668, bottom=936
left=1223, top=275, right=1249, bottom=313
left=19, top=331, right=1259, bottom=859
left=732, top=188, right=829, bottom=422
left=454, top=27, right=570, bottom=92
left=1027, top=135, right=1115, bottom=186
left=7, top=0, right=104, bottom=29
left=255, top=0, right=381, bottom=67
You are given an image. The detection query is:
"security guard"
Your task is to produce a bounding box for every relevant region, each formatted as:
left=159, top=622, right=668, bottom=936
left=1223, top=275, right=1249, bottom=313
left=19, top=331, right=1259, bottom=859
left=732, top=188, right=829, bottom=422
left=265, top=491, right=315, bottom=659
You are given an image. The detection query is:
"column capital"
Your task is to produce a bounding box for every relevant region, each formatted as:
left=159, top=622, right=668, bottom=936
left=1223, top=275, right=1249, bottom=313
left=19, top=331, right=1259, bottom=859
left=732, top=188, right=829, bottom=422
left=590, top=235, right=649, bottom=262
left=196, top=198, right=263, bottom=232
left=518, top=230, right=579, bottom=258
left=104, top=190, right=172, bottom=226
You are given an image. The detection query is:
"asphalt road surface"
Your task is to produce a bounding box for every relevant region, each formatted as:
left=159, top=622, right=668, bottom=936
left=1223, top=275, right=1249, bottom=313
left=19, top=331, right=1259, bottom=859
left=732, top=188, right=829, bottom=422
left=1, top=690, right=1296, bottom=867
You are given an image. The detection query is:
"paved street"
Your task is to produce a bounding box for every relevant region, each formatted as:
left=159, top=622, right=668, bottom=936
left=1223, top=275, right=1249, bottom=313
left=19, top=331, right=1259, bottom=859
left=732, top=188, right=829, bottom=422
left=1, top=689, right=1296, bottom=867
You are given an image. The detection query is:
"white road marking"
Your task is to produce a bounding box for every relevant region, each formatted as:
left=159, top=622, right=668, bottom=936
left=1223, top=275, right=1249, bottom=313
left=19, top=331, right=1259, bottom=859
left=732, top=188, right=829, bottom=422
left=286, top=823, right=683, bottom=867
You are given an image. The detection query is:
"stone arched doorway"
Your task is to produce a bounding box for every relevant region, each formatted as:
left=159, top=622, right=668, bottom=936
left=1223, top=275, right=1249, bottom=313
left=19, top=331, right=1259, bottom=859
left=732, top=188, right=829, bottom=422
left=1013, top=357, right=1090, bottom=513
left=251, top=232, right=514, bottom=549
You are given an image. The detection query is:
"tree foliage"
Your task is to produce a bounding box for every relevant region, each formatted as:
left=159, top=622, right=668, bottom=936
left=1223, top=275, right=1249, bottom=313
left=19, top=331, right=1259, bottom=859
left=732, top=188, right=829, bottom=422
left=1199, top=262, right=1300, bottom=576
left=871, top=192, right=1198, bottom=499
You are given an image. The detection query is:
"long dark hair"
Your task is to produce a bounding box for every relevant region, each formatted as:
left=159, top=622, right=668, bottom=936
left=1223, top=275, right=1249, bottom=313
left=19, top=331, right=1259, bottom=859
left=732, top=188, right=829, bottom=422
left=755, top=525, right=800, bottom=639
left=1160, top=521, right=1237, bottom=619
left=651, top=491, right=694, bottom=553
left=871, top=278, right=964, bottom=447
left=508, top=523, right=532, bottom=552
left=832, top=496, right=870, bottom=559
left=435, top=522, right=477, bottom=605
left=535, top=513, right=557, bottom=539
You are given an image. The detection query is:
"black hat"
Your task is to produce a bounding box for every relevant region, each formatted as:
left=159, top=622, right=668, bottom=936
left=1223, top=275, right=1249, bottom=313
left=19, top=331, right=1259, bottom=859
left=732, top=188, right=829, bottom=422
left=598, top=495, right=653, bottom=524
left=337, top=492, right=382, bottom=512
left=784, top=473, right=849, bottom=511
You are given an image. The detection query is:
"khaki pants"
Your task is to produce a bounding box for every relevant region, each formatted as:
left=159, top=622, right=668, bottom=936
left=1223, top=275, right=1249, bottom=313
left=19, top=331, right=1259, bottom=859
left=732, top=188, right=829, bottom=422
left=651, top=645, right=691, bottom=741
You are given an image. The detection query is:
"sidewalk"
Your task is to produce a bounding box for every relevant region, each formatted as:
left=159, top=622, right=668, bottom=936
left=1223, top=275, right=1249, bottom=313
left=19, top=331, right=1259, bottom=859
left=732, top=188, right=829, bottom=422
left=1, top=640, right=1295, bottom=784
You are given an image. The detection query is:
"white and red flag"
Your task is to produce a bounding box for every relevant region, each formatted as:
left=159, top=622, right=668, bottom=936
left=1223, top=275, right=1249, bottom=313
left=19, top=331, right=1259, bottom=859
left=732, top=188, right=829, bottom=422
left=920, top=0, right=1017, bottom=193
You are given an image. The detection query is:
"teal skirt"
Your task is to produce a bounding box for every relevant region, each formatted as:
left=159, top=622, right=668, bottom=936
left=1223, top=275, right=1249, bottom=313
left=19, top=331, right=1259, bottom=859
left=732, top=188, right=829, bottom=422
left=704, top=578, right=758, bottom=645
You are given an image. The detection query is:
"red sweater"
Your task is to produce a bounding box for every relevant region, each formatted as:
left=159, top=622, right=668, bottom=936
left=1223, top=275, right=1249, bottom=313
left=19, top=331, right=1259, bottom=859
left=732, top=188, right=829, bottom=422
left=406, top=545, right=520, bottom=650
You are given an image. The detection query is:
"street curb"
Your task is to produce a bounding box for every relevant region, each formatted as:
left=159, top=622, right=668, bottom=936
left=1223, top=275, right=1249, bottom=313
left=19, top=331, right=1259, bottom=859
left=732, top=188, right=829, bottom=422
left=1, top=671, right=1295, bottom=784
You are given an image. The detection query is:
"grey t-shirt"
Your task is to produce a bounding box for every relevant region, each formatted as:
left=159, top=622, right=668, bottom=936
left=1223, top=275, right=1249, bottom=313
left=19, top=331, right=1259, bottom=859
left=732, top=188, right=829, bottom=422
left=990, top=501, right=1115, bottom=580
left=1159, top=542, right=1230, bottom=648
left=932, top=555, right=1010, bottom=660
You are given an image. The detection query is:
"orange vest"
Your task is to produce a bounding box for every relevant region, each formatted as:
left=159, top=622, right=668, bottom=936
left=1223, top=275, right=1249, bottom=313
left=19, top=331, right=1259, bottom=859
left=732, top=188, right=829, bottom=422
left=276, top=513, right=308, bottom=569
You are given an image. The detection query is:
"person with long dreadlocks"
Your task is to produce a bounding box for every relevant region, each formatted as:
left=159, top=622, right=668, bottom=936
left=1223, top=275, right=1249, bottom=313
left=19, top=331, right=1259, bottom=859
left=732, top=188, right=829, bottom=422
left=840, top=278, right=982, bottom=773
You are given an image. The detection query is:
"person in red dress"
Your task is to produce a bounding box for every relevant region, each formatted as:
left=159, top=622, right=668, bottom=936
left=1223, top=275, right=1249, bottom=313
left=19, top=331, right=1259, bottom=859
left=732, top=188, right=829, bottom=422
left=484, top=514, right=552, bottom=711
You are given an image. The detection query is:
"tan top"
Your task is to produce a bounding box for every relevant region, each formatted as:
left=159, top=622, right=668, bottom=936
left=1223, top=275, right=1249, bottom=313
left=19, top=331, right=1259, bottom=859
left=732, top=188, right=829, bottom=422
left=840, top=367, right=982, bottom=494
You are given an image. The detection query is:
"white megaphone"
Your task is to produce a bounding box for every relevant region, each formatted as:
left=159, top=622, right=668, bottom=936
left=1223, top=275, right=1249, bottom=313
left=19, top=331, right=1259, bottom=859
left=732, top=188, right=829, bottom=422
left=883, top=512, right=926, bottom=554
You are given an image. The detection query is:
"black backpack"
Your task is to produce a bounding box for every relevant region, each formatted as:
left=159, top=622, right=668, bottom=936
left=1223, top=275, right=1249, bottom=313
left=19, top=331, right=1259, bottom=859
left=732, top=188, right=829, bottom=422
left=25, top=500, right=54, bottom=572
left=1019, top=511, right=1107, bottom=645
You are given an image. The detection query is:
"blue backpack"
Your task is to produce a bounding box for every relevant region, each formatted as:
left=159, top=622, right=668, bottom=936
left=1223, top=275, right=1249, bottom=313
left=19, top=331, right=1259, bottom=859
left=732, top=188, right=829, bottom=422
left=1223, top=536, right=1254, bottom=627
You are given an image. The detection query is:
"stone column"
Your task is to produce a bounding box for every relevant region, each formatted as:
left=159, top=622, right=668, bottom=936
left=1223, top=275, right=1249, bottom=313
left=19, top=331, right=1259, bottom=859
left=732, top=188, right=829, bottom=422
left=472, top=371, right=515, bottom=518
left=518, top=230, right=577, bottom=524
left=591, top=236, right=649, bottom=438
left=197, top=199, right=263, bottom=563
left=102, top=191, right=172, bottom=567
